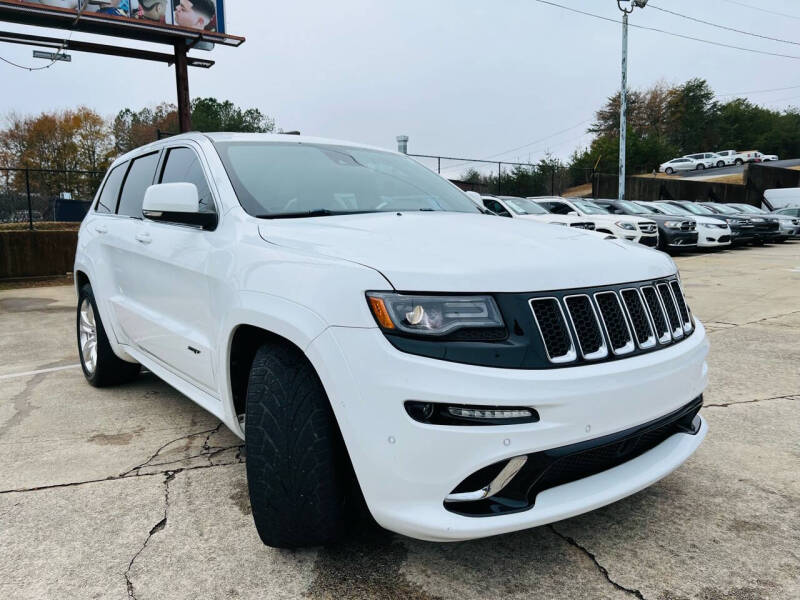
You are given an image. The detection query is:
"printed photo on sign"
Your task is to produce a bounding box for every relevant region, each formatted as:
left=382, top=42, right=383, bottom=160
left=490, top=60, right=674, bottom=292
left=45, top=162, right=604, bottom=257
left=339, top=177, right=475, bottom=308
left=131, top=0, right=173, bottom=24
left=172, top=0, right=217, bottom=32
left=85, top=0, right=131, bottom=17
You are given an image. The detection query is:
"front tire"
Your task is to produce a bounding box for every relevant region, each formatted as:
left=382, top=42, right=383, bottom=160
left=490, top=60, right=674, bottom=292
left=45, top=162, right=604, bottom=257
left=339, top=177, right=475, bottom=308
left=245, top=341, right=356, bottom=548
left=665, top=167, right=674, bottom=175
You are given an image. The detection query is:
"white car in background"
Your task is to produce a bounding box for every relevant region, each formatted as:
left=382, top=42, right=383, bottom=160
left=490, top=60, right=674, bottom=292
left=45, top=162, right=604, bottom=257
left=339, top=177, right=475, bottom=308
left=659, top=157, right=701, bottom=174
left=638, top=201, right=732, bottom=249
left=531, top=197, right=659, bottom=246
left=751, top=151, right=779, bottom=162
left=480, top=195, right=596, bottom=231
left=683, top=153, right=719, bottom=169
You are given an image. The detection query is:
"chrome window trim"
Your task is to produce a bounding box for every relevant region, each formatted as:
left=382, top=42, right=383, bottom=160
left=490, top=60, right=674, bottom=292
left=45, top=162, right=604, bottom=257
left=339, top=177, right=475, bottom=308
left=529, top=298, right=577, bottom=364
left=593, top=291, right=635, bottom=355
left=620, top=287, right=657, bottom=349
left=563, top=294, right=609, bottom=361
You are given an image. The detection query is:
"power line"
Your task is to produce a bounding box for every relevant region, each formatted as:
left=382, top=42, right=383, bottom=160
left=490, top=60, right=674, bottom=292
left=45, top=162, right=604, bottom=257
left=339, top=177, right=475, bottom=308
left=719, top=0, right=800, bottom=22
left=531, top=0, right=800, bottom=61
left=649, top=3, right=800, bottom=47
left=439, top=118, right=593, bottom=173
left=0, top=4, right=84, bottom=71
left=717, top=84, right=800, bottom=98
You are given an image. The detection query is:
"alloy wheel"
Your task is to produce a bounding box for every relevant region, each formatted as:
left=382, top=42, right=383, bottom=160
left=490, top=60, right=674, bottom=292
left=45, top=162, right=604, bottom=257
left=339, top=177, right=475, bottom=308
left=79, top=298, right=98, bottom=374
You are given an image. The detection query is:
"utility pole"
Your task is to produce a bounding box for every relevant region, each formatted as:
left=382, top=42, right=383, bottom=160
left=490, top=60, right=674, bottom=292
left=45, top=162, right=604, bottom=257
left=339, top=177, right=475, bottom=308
left=616, top=0, right=648, bottom=200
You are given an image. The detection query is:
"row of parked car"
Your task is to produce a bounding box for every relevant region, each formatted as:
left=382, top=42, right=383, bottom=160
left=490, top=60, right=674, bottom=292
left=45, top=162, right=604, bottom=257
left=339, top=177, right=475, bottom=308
left=659, top=150, right=778, bottom=174
left=471, top=193, right=800, bottom=253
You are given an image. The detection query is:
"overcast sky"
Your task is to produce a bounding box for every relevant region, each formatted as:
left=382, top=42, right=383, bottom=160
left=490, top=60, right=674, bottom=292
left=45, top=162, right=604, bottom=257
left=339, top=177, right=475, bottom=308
left=1, top=0, right=799, bottom=176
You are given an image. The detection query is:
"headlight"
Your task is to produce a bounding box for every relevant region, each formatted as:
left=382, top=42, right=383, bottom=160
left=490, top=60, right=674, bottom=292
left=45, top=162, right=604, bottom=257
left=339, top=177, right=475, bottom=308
left=615, top=221, right=636, bottom=230
left=700, top=223, right=713, bottom=229
left=367, top=293, right=504, bottom=336
left=664, top=221, right=683, bottom=228
left=725, top=218, right=740, bottom=225
left=750, top=217, right=764, bottom=223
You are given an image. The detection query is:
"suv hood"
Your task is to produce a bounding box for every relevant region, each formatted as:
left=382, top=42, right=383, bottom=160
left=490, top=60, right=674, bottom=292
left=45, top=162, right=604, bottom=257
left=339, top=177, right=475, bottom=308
left=258, top=213, right=675, bottom=292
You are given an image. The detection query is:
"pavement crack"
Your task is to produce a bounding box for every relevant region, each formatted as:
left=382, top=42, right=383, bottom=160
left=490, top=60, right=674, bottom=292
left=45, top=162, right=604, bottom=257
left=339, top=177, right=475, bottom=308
left=548, top=525, right=647, bottom=600
left=705, top=394, right=799, bottom=408
left=119, top=425, right=223, bottom=477
left=0, top=460, right=244, bottom=495
left=124, top=470, right=175, bottom=600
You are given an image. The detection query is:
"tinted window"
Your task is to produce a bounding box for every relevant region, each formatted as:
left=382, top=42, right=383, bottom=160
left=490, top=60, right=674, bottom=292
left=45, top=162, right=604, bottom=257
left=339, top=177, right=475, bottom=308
left=483, top=199, right=511, bottom=217
left=95, top=164, right=126, bottom=214
left=160, top=147, right=215, bottom=213
left=540, top=202, right=571, bottom=215
left=118, top=153, right=159, bottom=218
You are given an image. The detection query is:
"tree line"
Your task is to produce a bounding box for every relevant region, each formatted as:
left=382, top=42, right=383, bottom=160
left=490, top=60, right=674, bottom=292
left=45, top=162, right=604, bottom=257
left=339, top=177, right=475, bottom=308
left=458, top=78, right=800, bottom=196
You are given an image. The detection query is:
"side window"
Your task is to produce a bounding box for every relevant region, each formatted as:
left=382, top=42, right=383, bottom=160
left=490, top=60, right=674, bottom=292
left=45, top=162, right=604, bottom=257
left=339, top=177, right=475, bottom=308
left=547, top=203, right=571, bottom=215
left=95, top=164, right=126, bottom=214
left=117, top=153, right=160, bottom=218
left=483, top=199, right=510, bottom=217
left=160, top=147, right=215, bottom=214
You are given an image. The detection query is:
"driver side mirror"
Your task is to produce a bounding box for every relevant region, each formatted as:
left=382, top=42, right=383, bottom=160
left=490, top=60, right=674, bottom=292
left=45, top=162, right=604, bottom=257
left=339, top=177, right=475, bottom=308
left=142, top=183, right=217, bottom=230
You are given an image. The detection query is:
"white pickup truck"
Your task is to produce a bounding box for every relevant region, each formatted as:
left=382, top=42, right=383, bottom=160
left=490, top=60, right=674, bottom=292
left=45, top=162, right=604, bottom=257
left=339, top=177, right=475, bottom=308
left=715, top=150, right=778, bottom=165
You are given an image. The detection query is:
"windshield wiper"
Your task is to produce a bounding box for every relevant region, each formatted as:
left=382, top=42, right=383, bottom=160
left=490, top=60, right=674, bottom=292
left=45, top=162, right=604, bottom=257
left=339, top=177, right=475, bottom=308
left=255, top=209, right=375, bottom=219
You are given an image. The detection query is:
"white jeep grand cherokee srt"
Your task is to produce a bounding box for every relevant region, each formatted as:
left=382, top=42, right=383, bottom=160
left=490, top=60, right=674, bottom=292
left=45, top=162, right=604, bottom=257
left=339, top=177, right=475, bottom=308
left=75, top=133, right=708, bottom=548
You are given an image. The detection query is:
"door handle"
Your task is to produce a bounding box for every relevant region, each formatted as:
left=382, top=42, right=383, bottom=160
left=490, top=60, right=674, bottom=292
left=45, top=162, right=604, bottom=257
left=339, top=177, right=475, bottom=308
left=94, top=224, right=108, bottom=234
left=135, top=232, right=152, bottom=245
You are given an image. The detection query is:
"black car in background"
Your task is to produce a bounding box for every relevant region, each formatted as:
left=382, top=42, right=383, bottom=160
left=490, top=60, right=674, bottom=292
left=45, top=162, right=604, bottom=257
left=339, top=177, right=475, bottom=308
left=700, top=203, right=782, bottom=244
left=663, top=201, right=756, bottom=246
left=591, top=199, right=698, bottom=252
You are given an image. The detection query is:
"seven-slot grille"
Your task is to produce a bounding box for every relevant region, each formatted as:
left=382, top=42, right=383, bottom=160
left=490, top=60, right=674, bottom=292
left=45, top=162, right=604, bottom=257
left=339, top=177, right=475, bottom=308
left=529, top=277, right=693, bottom=365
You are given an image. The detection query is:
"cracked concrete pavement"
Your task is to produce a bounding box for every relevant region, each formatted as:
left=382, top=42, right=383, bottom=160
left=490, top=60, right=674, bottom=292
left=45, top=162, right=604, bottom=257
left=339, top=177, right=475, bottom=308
left=1, top=242, right=798, bottom=599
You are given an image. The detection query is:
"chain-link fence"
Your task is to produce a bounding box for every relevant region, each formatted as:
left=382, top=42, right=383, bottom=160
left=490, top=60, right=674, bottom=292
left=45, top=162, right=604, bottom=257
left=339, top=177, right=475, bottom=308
left=0, top=167, right=104, bottom=230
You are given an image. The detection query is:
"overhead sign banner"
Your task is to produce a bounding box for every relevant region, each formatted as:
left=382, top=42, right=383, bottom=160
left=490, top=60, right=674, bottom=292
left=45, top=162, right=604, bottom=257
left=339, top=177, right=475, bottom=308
left=17, top=0, right=226, bottom=33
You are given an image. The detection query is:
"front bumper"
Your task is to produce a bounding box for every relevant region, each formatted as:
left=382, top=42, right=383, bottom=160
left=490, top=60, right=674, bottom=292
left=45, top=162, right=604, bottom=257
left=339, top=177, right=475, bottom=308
left=664, top=230, right=699, bottom=248
left=308, top=320, right=709, bottom=541
left=697, top=228, right=732, bottom=247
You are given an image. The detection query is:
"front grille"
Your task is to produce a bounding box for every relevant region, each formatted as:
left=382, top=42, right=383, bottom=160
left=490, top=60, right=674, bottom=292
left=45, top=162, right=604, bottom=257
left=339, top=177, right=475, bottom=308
left=594, top=292, right=634, bottom=354
left=529, top=298, right=575, bottom=363
left=564, top=295, right=606, bottom=359
left=639, top=223, right=657, bottom=234
left=529, top=276, right=692, bottom=365
left=657, top=282, right=683, bottom=338
left=719, top=235, right=731, bottom=243
left=680, top=221, right=695, bottom=231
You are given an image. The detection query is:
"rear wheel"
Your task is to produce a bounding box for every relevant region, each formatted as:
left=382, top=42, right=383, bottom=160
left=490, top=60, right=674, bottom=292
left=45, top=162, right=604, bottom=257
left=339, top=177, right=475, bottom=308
left=245, top=341, right=356, bottom=548
left=696, top=164, right=705, bottom=170
left=735, top=158, right=744, bottom=166
left=77, top=283, right=140, bottom=387
left=716, top=161, right=725, bottom=168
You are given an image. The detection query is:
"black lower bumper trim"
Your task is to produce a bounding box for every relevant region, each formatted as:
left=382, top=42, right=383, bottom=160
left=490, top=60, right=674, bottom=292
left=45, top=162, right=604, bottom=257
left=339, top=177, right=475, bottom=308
left=447, top=396, right=703, bottom=517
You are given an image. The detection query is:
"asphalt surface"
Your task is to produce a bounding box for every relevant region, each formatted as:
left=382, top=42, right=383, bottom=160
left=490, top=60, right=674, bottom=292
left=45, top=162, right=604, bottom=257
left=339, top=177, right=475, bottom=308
left=679, top=158, right=800, bottom=179
left=1, top=243, right=799, bottom=599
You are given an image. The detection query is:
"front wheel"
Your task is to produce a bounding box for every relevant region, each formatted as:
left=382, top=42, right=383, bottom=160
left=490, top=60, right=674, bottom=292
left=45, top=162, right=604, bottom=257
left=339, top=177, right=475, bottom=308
left=77, top=284, right=141, bottom=387
left=665, top=167, right=674, bottom=175
left=245, top=341, right=357, bottom=548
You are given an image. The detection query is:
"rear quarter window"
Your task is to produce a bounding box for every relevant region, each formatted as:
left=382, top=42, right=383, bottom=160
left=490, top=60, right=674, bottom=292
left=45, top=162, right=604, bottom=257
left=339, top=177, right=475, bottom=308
left=95, top=164, right=126, bottom=214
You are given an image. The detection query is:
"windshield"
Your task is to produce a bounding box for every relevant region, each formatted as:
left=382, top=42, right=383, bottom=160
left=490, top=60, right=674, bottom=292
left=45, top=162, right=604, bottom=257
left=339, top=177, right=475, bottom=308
left=679, top=202, right=715, bottom=216
left=652, top=202, right=689, bottom=216
left=616, top=200, right=654, bottom=214
left=214, top=141, right=480, bottom=217
left=731, top=204, right=766, bottom=214
left=501, top=197, right=548, bottom=215
left=708, top=204, right=738, bottom=215
left=573, top=200, right=610, bottom=215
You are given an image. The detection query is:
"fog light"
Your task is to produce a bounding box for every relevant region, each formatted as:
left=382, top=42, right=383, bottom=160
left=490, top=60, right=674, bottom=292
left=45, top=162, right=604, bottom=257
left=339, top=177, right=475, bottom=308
left=405, top=401, right=539, bottom=426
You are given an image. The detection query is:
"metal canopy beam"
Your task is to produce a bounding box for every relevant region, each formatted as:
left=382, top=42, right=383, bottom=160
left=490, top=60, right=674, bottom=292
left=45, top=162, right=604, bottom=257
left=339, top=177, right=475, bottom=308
left=0, top=29, right=214, bottom=67
left=0, top=1, right=244, bottom=48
